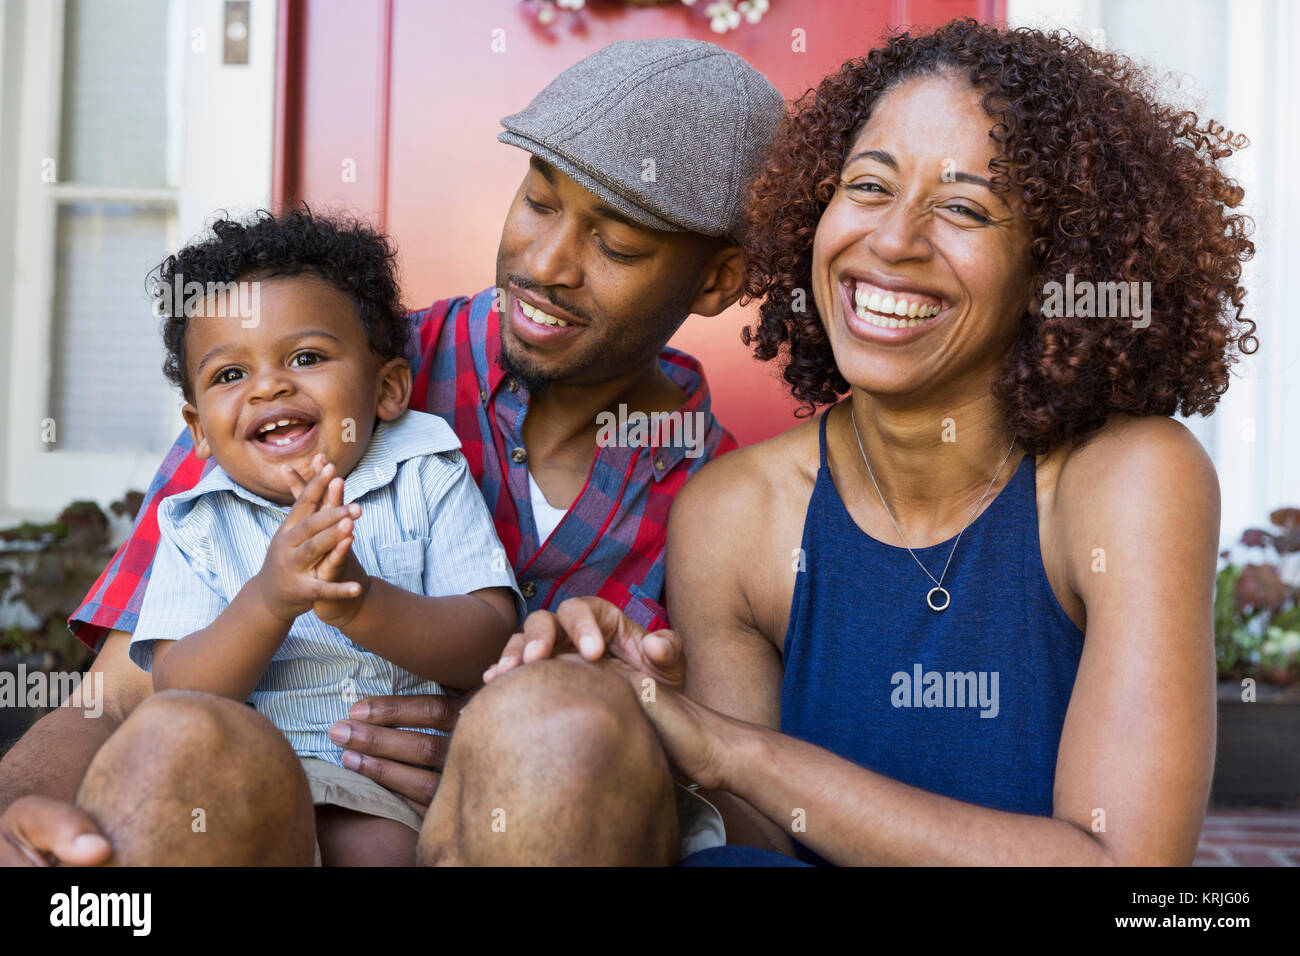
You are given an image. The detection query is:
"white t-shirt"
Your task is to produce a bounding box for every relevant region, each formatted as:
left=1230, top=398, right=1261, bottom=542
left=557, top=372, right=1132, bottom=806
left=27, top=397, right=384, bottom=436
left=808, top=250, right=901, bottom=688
left=528, top=469, right=568, bottom=543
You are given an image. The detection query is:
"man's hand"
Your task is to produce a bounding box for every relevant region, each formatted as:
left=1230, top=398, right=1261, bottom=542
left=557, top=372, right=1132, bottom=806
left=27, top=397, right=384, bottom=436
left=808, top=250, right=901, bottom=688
left=328, top=694, right=466, bottom=814
left=0, top=796, right=112, bottom=867
left=253, top=455, right=365, bottom=623
left=284, top=458, right=370, bottom=628
left=483, top=596, right=685, bottom=691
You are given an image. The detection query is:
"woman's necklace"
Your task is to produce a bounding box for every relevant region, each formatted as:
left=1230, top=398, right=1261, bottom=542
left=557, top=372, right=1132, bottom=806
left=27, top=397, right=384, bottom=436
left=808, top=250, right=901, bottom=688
left=849, top=407, right=1018, bottom=612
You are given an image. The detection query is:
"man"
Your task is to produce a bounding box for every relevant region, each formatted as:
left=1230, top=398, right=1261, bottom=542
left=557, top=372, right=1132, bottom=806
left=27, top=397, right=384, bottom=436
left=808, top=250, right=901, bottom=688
left=0, top=37, right=784, bottom=865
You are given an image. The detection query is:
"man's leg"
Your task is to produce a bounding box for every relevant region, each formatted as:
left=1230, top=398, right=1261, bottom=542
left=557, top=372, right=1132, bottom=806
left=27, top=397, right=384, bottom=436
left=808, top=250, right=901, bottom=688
left=76, top=690, right=315, bottom=865
left=418, top=659, right=678, bottom=865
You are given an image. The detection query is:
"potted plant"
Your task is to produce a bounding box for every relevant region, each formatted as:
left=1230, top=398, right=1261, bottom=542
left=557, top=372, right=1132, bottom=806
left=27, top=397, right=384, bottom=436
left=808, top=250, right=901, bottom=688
left=1211, top=507, right=1300, bottom=806
left=0, top=493, right=141, bottom=753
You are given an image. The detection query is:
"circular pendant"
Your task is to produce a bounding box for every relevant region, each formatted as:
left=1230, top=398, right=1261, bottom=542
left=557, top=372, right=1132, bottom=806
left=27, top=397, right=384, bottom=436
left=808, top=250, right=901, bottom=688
left=926, top=586, right=950, bottom=612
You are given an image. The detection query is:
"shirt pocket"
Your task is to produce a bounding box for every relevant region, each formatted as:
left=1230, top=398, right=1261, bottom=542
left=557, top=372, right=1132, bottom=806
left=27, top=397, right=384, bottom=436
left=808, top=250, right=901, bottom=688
left=377, top=538, right=428, bottom=595
left=625, top=582, right=670, bottom=633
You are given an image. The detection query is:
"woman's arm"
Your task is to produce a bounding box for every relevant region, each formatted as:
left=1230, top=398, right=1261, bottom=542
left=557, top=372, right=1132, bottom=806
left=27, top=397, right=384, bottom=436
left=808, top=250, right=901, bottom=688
left=665, top=449, right=798, bottom=855
left=662, top=416, right=1218, bottom=865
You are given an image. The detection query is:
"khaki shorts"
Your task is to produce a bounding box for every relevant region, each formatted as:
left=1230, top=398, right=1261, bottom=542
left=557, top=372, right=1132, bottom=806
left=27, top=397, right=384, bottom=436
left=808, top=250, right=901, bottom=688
left=301, top=757, right=726, bottom=864
left=301, top=757, right=423, bottom=866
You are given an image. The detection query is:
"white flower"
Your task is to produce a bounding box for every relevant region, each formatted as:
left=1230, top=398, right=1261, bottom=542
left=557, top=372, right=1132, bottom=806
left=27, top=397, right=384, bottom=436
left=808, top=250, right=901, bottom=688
left=556, top=0, right=584, bottom=9
left=537, top=3, right=557, bottom=24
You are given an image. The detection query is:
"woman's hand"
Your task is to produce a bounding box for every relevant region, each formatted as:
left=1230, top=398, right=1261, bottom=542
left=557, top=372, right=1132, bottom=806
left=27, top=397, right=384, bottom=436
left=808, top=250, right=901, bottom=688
left=598, top=657, right=735, bottom=790
left=483, top=596, right=685, bottom=691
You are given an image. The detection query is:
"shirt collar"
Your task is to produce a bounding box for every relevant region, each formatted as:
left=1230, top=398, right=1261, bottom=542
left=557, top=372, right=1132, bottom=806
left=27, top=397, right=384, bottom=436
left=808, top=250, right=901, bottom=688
left=174, top=411, right=461, bottom=512
left=647, top=346, right=719, bottom=479
left=485, top=302, right=509, bottom=401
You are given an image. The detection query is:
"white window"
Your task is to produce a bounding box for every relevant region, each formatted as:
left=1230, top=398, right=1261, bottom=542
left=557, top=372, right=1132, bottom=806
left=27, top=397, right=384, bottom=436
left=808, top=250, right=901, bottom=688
left=1010, top=0, right=1300, bottom=544
left=2, top=0, right=277, bottom=520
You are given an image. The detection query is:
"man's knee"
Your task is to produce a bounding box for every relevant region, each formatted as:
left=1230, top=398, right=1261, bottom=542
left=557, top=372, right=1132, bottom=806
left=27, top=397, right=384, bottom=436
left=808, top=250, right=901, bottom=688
left=460, top=659, right=663, bottom=774
left=419, top=659, right=677, bottom=865
left=77, top=690, right=314, bottom=865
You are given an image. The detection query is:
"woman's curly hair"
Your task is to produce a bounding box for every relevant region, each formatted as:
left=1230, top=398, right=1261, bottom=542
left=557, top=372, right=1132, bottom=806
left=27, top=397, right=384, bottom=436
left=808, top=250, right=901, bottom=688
left=742, top=17, right=1256, bottom=453
left=154, top=206, right=408, bottom=401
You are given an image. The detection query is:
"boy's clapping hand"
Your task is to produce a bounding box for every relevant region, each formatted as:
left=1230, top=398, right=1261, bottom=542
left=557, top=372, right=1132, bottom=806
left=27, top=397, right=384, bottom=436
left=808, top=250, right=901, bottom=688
left=283, top=454, right=372, bottom=628
left=252, top=454, right=368, bottom=624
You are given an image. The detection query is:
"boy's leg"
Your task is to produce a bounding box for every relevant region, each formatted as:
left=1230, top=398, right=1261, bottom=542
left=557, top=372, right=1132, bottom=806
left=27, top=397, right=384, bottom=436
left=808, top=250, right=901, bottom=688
left=76, top=689, right=315, bottom=865
left=417, top=658, right=679, bottom=866
left=315, top=805, right=417, bottom=866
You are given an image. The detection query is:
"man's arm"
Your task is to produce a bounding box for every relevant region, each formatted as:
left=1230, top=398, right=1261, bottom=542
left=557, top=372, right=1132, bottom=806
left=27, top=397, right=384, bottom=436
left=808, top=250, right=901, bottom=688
left=0, top=631, right=151, bottom=810
left=0, top=631, right=152, bottom=865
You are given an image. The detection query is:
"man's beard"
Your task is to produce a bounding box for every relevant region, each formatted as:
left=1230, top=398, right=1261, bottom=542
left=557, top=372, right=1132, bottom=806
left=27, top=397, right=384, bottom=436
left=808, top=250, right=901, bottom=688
left=495, top=343, right=551, bottom=396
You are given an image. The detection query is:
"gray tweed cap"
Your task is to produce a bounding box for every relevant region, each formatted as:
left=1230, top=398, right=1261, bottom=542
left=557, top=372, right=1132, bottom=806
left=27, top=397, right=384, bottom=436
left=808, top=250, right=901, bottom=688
left=498, top=38, right=786, bottom=242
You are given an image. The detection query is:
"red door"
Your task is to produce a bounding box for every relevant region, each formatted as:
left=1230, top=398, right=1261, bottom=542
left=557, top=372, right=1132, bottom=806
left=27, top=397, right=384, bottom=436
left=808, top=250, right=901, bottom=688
left=274, top=0, right=999, bottom=445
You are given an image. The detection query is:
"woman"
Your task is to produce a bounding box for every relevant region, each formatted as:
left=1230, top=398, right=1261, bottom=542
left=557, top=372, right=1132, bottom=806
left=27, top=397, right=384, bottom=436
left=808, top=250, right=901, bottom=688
left=487, top=18, right=1256, bottom=865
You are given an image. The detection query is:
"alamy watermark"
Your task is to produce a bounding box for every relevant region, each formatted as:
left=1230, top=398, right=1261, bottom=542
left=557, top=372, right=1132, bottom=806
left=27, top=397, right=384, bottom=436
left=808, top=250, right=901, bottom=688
left=890, top=663, right=999, bottom=718
left=150, top=273, right=261, bottom=328
left=0, top=665, right=103, bottom=717
left=595, top=404, right=707, bottom=459
left=50, top=886, right=150, bottom=935
left=1041, top=273, right=1151, bottom=329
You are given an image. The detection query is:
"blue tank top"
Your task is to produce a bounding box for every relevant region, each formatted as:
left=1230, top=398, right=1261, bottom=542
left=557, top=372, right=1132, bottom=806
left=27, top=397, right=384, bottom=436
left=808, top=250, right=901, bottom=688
left=771, top=407, right=1085, bottom=865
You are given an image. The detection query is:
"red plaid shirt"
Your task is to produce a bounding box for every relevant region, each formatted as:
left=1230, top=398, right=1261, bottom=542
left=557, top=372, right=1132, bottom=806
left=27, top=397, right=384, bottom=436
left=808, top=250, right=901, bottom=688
left=69, top=287, right=737, bottom=651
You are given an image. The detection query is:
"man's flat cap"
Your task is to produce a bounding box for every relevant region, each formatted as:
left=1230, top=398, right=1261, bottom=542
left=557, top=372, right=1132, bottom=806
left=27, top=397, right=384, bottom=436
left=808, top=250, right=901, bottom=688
left=499, top=38, right=785, bottom=242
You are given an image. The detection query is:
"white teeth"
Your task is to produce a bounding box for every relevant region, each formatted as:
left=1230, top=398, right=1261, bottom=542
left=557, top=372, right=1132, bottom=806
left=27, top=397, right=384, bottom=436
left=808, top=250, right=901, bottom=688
left=854, top=305, right=932, bottom=329
left=256, top=418, right=309, bottom=439
left=850, top=282, right=944, bottom=328
left=520, top=301, right=570, bottom=327
left=851, top=283, right=942, bottom=321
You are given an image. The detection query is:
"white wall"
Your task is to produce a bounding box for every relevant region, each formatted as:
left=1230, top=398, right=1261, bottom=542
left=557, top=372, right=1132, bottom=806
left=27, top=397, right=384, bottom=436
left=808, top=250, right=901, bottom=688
left=1008, top=0, right=1300, bottom=547
left=0, top=0, right=278, bottom=525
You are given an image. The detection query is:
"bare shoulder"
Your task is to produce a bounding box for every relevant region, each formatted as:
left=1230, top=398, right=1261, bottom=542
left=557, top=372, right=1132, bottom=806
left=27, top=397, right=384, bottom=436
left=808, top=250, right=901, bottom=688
left=1050, top=414, right=1221, bottom=589
left=674, top=412, right=823, bottom=527
left=668, top=411, right=826, bottom=639
left=1055, top=414, right=1218, bottom=511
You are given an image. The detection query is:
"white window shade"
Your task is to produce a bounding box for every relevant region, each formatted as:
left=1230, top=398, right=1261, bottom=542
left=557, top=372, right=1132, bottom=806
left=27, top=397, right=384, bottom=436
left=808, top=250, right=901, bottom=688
left=47, top=201, right=178, bottom=454
left=58, top=0, right=171, bottom=188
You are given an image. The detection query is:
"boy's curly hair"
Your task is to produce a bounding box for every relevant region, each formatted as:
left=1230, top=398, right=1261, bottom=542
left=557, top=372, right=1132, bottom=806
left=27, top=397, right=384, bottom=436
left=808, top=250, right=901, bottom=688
left=154, top=207, right=408, bottom=401
left=742, top=18, right=1256, bottom=454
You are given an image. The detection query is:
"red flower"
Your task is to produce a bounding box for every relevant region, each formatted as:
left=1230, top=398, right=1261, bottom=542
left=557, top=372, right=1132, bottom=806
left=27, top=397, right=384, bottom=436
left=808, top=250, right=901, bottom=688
left=1240, top=528, right=1271, bottom=548
left=1235, top=563, right=1288, bottom=613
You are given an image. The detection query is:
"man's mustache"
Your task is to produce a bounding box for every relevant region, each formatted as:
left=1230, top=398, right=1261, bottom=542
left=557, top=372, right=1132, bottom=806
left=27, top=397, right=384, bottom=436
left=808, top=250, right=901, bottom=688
left=507, top=274, right=594, bottom=326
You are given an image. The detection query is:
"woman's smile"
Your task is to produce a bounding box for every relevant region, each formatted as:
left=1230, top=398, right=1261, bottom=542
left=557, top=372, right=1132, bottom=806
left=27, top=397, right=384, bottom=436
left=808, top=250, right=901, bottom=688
left=838, top=275, right=952, bottom=345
